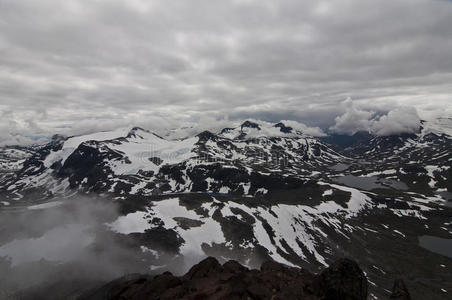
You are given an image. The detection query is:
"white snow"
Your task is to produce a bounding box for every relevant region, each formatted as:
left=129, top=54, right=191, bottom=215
left=218, top=120, right=326, bottom=140
left=361, top=169, right=396, bottom=177
left=422, top=118, right=452, bottom=138
left=255, top=187, right=268, bottom=195
left=27, top=201, right=64, bottom=210
left=425, top=165, right=440, bottom=188
left=44, top=127, right=130, bottom=167
left=328, top=184, right=373, bottom=217
left=241, top=182, right=251, bottom=194
left=108, top=198, right=225, bottom=257
left=107, top=211, right=149, bottom=234
left=150, top=265, right=166, bottom=271
left=130, top=181, right=148, bottom=194
left=219, top=186, right=231, bottom=193
left=140, top=246, right=159, bottom=258
left=107, top=132, right=198, bottom=175
left=322, top=189, right=333, bottom=197
left=392, top=229, right=406, bottom=237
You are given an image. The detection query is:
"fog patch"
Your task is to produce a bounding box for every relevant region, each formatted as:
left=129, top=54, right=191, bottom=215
left=329, top=99, right=421, bottom=136
left=329, top=98, right=374, bottom=135
left=0, top=196, right=156, bottom=295
left=0, top=223, right=94, bottom=266
left=370, top=107, right=420, bottom=136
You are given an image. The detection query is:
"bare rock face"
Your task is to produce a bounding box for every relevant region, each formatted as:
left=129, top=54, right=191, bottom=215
left=389, top=279, right=411, bottom=300
left=80, top=257, right=369, bottom=300
left=316, top=258, right=368, bottom=300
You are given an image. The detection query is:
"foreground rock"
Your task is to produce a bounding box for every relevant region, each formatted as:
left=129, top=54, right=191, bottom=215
left=389, top=279, right=412, bottom=300
left=80, top=257, right=369, bottom=300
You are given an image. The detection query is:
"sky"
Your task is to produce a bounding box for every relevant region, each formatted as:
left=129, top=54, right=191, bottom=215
left=1, top=0, right=452, bottom=145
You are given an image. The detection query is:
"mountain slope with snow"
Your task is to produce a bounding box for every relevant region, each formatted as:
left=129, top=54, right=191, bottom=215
left=0, top=118, right=451, bottom=299
left=0, top=121, right=344, bottom=202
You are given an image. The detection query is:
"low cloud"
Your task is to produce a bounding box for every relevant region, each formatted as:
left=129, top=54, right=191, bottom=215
left=0, top=196, right=155, bottom=293
left=280, top=120, right=326, bottom=137
left=329, top=99, right=421, bottom=136
left=328, top=98, right=375, bottom=135
left=370, top=107, right=420, bottom=136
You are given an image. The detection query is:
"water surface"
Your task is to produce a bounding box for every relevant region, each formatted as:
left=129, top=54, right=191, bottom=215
left=330, top=163, right=350, bottom=172
left=418, top=235, right=452, bottom=259
left=334, top=175, right=408, bottom=191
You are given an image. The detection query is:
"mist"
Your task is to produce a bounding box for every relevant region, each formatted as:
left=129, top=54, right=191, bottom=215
left=0, top=196, right=184, bottom=298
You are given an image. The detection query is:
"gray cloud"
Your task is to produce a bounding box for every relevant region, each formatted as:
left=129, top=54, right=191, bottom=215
left=329, top=98, right=375, bottom=135
left=329, top=99, right=421, bottom=136
left=370, top=107, right=421, bottom=136
left=1, top=0, right=452, bottom=144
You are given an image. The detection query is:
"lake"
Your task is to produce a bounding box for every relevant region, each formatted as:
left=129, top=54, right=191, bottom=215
left=418, top=235, right=452, bottom=259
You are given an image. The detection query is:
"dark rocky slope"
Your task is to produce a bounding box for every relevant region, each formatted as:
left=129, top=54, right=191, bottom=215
left=80, top=257, right=409, bottom=300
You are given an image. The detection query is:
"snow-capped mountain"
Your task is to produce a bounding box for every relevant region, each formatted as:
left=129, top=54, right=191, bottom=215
left=0, top=120, right=344, bottom=202
left=0, top=119, right=451, bottom=299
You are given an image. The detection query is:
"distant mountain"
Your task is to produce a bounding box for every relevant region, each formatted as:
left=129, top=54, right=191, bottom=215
left=0, top=120, right=345, bottom=202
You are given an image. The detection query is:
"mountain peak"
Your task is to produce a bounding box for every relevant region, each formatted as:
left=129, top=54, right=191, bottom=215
left=219, top=127, right=235, bottom=135
left=274, top=122, right=293, bottom=133
left=127, top=127, right=165, bottom=140
left=240, top=120, right=261, bottom=130
left=196, top=130, right=217, bottom=141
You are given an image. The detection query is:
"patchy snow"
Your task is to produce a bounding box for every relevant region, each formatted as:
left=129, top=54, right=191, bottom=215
left=219, top=186, right=230, bottom=193
left=362, top=169, right=396, bottom=177
left=218, top=120, right=323, bottom=140
left=27, top=201, right=64, bottom=210
left=150, top=265, right=166, bottom=271
left=422, top=118, right=452, bottom=138
left=241, top=182, right=251, bottom=194
left=310, top=171, right=321, bottom=177
left=107, top=211, right=149, bottom=234
left=130, top=181, right=148, bottom=194
left=393, top=229, right=406, bottom=237
left=108, top=198, right=225, bottom=257
left=322, top=189, right=333, bottom=197
left=140, top=246, right=159, bottom=258
left=328, top=184, right=373, bottom=217
left=107, top=195, right=352, bottom=267
left=255, top=187, right=268, bottom=195
left=425, top=165, right=441, bottom=188
left=391, top=209, right=427, bottom=220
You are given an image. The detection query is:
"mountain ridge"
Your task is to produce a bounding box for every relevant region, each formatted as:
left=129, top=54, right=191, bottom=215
left=0, top=118, right=451, bottom=299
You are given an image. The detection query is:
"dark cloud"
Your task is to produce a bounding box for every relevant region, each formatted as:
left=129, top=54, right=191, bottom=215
left=0, top=0, right=452, bottom=144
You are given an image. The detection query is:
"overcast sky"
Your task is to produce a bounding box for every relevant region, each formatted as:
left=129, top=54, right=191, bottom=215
left=1, top=0, right=452, bottom=144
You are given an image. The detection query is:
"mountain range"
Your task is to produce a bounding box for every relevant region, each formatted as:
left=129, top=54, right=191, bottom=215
left=0, top=118, right=451, bottom=299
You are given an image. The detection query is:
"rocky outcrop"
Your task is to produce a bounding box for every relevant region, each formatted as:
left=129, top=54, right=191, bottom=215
left=389, top=279, right=411, bottom=300
left=80, top=257, right=369, bottom=300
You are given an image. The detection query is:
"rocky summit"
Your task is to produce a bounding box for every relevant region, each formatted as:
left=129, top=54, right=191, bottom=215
left=80, top=256, right=375, bottom=300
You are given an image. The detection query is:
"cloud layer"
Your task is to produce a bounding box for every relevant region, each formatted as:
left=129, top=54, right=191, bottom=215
left=329, top=99, right=421, bottom=136
left=1, top=0, right=452, bottom=144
